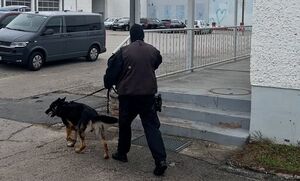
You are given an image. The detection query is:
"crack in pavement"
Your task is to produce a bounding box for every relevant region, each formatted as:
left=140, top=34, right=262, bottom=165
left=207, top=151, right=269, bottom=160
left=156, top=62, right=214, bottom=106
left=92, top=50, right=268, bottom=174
left=0, top=139, right=33, bottom=143
left=0, top=150, right=27, bottom=162
left=35, top=137, right=63, bottom=149
left=0, top=136, right=63, bottom=168
left=7, top=125, right=33, bottom=140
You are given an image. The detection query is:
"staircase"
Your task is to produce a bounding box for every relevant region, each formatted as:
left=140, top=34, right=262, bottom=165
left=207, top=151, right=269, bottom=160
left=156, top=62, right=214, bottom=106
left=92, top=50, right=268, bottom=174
left=132, top=91, right=251, bottom=146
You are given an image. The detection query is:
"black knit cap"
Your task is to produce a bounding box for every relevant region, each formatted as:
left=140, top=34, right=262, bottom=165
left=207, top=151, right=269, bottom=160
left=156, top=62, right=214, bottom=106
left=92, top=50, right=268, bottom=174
left=130, top=24, right=144, bottom=42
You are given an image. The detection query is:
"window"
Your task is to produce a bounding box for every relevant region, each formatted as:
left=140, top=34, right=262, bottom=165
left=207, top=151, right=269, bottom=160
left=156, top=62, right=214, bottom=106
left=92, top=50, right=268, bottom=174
left=38, top=0, right=59, bottom=11
left=45, top=16, right=62, bottom=34
left=6, top=14, right=48, bottom=32
left=66, top=16, right=87, bottom=32
left=0, top=15, right=18, bottom=28
left=6, top=0, right=31, bottom=7
left=87, top=15, right=101, bottom=30
left=66, top=15, right=101, bottom=33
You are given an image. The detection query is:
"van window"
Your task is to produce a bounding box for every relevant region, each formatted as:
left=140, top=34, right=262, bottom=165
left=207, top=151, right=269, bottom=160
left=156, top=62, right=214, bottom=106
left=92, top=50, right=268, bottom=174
left=6, top=14, right=48, bottom=32
left=87, top=15, right=101, bottom=30
left=0, top=14, right=18, bottom=28
left=66, top=15, right=101, bottom=33
left=45, top=16, right=62, bottom=34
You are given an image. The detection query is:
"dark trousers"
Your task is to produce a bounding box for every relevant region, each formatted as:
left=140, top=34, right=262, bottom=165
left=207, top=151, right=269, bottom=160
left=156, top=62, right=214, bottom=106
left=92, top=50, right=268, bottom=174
left=117, top=95, right=167, bottom=164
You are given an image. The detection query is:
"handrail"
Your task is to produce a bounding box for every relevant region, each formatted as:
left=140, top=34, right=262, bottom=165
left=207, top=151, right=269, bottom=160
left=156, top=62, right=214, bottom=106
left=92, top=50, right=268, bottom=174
left=112, top=36, right=130, bottom=54
left=111, top=25, right=252, bottom=78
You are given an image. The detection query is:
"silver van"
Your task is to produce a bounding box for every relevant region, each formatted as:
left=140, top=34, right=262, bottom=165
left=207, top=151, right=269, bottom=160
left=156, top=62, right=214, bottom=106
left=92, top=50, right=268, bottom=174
left=0, top=11, right=106, bottom=70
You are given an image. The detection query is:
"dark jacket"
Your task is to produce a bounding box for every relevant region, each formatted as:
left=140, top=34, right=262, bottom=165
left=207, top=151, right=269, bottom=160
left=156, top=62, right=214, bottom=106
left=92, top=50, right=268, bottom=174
left=104, top=40, right=162, bottom=95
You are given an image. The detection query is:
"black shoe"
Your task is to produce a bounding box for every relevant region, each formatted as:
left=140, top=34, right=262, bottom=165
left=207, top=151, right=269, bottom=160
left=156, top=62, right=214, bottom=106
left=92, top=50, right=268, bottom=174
left=153, top=161, right=167, bottom=176
left=112, top=152, right=128, bottom=162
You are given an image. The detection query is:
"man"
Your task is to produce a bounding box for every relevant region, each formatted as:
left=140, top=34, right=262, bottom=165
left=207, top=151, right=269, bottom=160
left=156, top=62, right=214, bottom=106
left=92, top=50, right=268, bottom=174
left=104, top=24, right=167, bottom=176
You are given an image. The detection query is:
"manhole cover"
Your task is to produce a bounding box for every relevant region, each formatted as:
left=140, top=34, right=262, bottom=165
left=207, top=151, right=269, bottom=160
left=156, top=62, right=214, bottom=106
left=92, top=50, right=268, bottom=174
left=209, top=88, right=251, bottom=95
left=132, top=135, right=191, bottom=152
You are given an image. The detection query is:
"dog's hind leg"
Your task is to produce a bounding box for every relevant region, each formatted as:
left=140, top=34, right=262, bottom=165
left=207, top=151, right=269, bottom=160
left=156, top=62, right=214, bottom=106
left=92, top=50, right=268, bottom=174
left=100, top=124, right=109, bottom=159
left=75, top=127, right=86, bottom=153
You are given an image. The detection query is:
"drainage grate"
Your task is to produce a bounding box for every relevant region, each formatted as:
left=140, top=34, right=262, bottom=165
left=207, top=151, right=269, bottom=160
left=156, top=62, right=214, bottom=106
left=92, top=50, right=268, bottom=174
left=132, top=135, right=191, bottom=152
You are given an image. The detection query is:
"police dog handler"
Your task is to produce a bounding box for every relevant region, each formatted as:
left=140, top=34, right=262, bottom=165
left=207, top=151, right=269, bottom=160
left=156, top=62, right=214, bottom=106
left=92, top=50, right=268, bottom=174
left=104, top=24, right=167, bottom=176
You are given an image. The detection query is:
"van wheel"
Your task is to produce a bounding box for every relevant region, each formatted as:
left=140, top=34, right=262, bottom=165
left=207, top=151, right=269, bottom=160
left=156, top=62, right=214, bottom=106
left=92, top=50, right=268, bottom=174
left=27, top=51, right=44, bottom=71
left=87, top=45, right=99, bottom=61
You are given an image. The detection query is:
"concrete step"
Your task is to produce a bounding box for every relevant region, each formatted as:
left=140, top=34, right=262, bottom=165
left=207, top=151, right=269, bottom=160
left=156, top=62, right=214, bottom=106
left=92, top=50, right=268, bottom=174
left=132, top=117, right=249, bottom=146
left=159, top=91, right=251, bottom=113
left=161, top=102, right=250, bottom=130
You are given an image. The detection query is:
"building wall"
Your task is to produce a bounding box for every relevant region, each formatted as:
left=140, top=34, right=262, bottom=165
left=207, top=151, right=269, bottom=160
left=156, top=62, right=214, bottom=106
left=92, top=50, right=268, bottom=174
left=250, top=0, right=300, bottom=90
left=147, top=0, right=253, bottom=26
left=64, top=0, right=92, bottom=12
left=140, top=0, right=147, bottom=17
left=92, top=0, right=105, bottom=14
left=107, top=0, right=129, bottom=18
left=250, top=0, right=300, bottom=145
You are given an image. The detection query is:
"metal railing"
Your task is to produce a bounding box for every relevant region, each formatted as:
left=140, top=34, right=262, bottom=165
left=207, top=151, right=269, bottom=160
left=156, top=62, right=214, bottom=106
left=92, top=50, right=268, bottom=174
left=113, top=26, right=252, bottom=78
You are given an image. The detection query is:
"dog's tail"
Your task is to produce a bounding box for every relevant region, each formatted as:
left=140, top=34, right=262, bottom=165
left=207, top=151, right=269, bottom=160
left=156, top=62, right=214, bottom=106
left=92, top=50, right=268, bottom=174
left=97, top=115, right=118, bottom=124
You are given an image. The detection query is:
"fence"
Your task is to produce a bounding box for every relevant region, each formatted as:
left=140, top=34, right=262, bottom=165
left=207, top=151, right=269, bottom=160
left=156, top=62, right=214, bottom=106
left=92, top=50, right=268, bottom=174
left=113, top=26, right=252, bottom=78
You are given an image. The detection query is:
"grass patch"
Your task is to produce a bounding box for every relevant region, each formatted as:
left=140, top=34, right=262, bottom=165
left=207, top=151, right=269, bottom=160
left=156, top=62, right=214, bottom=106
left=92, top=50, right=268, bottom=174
left=230, top=140, right=300, bottom=175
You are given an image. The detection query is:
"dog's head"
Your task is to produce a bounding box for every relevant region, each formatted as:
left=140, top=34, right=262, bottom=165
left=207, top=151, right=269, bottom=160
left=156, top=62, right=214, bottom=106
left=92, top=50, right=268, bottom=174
left=45, top=97, right=66, bottom=117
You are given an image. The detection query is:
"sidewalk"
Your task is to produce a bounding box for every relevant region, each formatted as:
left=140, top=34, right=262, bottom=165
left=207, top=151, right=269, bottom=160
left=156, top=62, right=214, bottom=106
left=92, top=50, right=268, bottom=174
left=0, top=118, right=282, bottom=181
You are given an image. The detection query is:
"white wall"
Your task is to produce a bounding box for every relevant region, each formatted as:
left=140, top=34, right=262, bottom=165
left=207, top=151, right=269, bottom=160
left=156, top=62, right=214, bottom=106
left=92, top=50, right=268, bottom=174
left=92, top=0, right=105, bottom=14
left=250, top=0, right=300, bottom=90
left=64, top=0, right=76, bottom=11
left=64, top=0, right=92, bottom=12
left=107, top=0, right=129, bottom=18
left=250, top=0, right=300, bottom=145
left=140, top=0, right=147, bottom=18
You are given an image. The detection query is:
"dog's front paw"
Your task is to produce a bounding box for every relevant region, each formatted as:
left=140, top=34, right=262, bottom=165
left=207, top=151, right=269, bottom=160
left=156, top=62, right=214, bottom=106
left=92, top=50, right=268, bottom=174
left=75, top=148, right=82, bottom=153
left=104, top=154, right=109, bottom=159
left=75, top=146, right=86, bottom=153
left=67, top=141, right=76, bottom=147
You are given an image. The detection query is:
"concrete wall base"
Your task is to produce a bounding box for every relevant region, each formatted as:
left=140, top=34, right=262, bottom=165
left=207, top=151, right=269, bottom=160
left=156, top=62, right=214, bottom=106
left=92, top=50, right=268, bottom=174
left=250, top=86, right=300, bottom=146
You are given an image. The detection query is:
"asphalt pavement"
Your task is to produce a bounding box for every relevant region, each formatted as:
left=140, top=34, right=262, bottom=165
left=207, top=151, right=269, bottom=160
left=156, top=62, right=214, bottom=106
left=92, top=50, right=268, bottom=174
left=0, top=118, right=284, bottom=181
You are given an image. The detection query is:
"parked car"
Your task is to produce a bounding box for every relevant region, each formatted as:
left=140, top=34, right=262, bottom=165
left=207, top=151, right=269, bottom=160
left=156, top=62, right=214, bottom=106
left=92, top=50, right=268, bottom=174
left=140, top=18, right=164, bottom=29
left=0, top=6, right=30, bottom=12
left=194, top=20, right=212, bottom=34
left=0, top=11, right=106, bottom=70
left=104, top=17, right=119, bottom=29
left=0, top=11, right=20, bottom=29
left=161, top=19, right=186, bottom=29
left=112, top=17, right=130, bottom=31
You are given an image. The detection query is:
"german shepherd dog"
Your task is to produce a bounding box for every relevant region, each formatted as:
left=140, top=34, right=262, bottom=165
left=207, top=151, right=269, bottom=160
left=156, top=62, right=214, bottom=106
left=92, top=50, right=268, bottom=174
left=45, top=97, right=118, bottom=159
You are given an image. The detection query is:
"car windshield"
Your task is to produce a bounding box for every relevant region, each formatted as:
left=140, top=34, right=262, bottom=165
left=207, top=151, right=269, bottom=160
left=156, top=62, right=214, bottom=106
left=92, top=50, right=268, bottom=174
left=105, top=18, right=115, bottom=22
left=0, top=7, right=12, bottom=11
left=6, top=14, right=48, bottom=32
left=118, top=19, right=128, bottom=23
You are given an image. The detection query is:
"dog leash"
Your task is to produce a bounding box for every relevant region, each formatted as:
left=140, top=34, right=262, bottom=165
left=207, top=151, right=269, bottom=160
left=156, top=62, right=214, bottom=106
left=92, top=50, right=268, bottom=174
left=72, top=87, right=107, bottom=102
left=72, top=86, right=118, bottom=115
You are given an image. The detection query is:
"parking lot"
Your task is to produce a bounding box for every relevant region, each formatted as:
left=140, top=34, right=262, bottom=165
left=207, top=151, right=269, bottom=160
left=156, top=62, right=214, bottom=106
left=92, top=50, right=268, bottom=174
left=0, top=30, right=129, bottom=100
